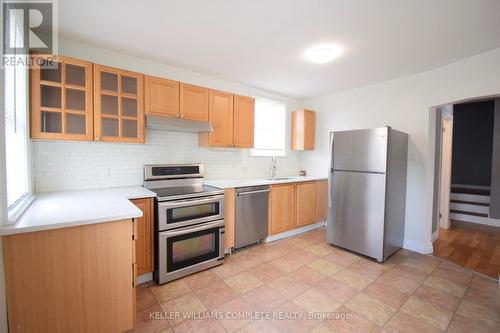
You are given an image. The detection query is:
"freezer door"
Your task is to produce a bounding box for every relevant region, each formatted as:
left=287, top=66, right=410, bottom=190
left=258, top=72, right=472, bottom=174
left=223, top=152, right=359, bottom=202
left=333, top=127, right=388, bottom=173
left=327, top=170, right=386, bottom=261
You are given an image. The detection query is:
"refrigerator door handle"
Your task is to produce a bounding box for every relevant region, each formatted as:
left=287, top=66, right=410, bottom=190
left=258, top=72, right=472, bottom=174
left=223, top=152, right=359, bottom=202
left=328, top=132, right=334, bottom=207
left=328, top=168, right=333, bottom=207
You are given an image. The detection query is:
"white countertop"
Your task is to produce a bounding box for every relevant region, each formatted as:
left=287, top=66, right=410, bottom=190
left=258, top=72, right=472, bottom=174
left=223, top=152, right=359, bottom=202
left=0, top=186, right=156, bottom=236
left=205, top=175, right=328, bottom=189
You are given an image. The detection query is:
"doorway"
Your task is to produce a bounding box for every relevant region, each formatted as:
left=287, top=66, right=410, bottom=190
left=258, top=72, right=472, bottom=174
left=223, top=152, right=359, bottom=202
left=432, top=99, right=500, bottom=280
left=438, top=115, right=453, bottom=231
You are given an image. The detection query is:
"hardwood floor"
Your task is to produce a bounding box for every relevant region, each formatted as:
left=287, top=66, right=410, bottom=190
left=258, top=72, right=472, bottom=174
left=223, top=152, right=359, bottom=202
left=433, top=220, right=500, bottom=280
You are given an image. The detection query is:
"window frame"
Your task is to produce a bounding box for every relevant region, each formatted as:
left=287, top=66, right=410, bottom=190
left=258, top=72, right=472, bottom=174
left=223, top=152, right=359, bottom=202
left=251, top=96, right=287, bottom=157
left=2, top=18, right=34, bottom=225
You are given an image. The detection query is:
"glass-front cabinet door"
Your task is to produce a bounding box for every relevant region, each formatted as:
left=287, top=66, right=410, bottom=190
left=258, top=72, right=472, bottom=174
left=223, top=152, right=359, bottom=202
left=30, top=55, right=94, bottom=140
left=93, top=65, right=144, bottom=143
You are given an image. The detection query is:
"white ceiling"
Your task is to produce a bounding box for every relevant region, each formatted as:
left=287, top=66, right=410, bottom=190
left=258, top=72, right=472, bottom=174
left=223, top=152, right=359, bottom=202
left=59, top=0, right=500, bottom=99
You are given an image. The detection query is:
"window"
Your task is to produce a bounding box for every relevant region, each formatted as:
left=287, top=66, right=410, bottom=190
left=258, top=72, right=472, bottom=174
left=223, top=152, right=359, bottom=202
left=251, top=97, right=286, bottom=156
left=3, top=11, right=32, bottom=223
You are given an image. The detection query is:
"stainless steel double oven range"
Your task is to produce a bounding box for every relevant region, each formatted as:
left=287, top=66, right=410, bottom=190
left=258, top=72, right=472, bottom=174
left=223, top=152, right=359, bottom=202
left=144, top=164, right=225, bottom=284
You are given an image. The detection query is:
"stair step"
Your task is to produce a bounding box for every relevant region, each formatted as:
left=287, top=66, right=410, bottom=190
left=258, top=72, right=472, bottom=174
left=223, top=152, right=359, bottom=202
left=449, top=213, right=489, bottom=225
left=450, top=193, right=490, bottom=203
left=451, top=187, right=490, bottom=196
left=450, top=202, right=489, bottom=214
left=449, top=209, right=488, bottom=218
left=450, top=199, right=489, bottom=207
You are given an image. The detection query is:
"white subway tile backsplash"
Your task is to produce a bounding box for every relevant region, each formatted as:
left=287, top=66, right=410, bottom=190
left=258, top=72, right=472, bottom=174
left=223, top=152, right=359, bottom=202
left=33, top=130, right=302, bottom=192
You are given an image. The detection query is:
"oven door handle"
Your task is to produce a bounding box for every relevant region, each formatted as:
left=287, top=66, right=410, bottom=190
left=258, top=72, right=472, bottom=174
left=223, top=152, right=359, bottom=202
left=160, top=220, right=225, bottom=237
left=158, top=195, right=225, bottom=209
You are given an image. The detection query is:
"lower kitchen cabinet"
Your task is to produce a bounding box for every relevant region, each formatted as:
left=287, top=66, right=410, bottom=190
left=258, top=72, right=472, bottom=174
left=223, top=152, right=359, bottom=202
left=131, top=198, right=154, bottom=275
left=2, top=219, right=135, bottom=333
left=295, top=182, right=316, bottom=227
left=224, top=188, right=236, bottom=250
left=268, top=183, right=295, bottom=235
left=268, top=180, right=327, bottom=236
left=315, top=180, right=328, bottom=221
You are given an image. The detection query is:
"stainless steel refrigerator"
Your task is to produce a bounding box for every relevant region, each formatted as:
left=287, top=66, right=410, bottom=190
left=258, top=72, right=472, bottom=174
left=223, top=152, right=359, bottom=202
left=327, top=127, right=408, bottom=262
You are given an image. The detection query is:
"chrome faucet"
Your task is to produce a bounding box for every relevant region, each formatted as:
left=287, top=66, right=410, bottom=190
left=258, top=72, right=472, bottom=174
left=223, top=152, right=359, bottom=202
left=270, top=156, right=277, bottom=179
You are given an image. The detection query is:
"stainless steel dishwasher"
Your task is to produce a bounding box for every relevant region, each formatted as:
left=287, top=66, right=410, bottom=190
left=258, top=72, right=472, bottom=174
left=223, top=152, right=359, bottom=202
left=235, top=185, right=269, bottom=249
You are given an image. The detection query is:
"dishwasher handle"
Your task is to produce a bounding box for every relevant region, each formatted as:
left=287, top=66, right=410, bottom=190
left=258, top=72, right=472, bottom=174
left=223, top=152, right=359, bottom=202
left=237, top=189, right=270, bottom=196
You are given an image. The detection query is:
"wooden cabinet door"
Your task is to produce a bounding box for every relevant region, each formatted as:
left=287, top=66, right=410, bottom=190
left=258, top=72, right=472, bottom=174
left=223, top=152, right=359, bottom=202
left=224, top=188, right=235, bottom=250
left=94, top=65, right=144, bottom=143
left=292, top=109, right=315, bottom=150
left=315, top=180, right=328, bottom=222
left=268, top=184, right=295, bottom=235
left=233, top=95, right=255, bottom=148
left=131, top=198, right=153, bottom=275
left=31, top=55, right=94, bottom=141
left=145, top=75, right=179, bottom=117
left=295, top=182, right=316, bottom=227
left=180, top=83, right=209, bottom=121
left=3, top=220, right=134, bottom=332
left=205, top=89, right=234, bottom=147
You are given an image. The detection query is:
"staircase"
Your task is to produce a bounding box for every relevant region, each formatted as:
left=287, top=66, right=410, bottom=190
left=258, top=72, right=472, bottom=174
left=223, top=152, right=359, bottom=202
left=449, top=185, right=490, bottom=224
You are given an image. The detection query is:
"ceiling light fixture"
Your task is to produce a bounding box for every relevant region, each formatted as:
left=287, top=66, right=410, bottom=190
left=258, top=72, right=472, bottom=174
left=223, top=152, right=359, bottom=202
left=305, top=44, right=343, bottom=64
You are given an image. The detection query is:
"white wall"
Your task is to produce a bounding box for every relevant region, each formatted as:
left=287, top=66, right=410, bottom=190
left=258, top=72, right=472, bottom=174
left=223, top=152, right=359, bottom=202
left=302, top=47, right=500, bottom=253
left=33, top=39, right=303, bottom=192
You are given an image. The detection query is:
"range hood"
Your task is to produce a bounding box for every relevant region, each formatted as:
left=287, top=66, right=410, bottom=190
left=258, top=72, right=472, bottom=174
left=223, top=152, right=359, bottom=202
left=146, top=115, right=212, bottom=133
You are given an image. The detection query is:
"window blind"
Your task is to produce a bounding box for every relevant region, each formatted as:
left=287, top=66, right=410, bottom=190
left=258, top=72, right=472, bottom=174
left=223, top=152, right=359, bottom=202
left=252, top=97, right=286, bottom=156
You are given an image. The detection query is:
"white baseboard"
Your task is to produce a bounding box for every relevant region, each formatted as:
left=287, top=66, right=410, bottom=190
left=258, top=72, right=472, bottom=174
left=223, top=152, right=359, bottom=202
left=265, top=221, right=326, bottom=243
left=431, top=230, right=439, bottom=242
left=490, top=218, right=500, bottom=227
left=403, top=238, right=433, bottom=254
left=137, top=272, right=153, bottom=284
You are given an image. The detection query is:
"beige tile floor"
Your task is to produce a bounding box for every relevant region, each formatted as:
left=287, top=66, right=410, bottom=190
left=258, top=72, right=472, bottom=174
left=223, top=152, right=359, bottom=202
left=130, top=228, right=500, bottom=333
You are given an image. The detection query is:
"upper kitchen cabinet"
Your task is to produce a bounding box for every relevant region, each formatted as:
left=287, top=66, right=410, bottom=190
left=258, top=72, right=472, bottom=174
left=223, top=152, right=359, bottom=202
left=200, top=93, right=255, bottom=148
left=291, top=109, right=315, bottom=150
left=30, top=55, right=94, bottom=141
left=145, top=75, right=180, bottom=118
left=200, top=90, right=234, bottom=147
left=94, top=65, right=144, bottom=143
left=180, top=83, right=209, bottom=121
left=233, top=95, right=255, bottom=148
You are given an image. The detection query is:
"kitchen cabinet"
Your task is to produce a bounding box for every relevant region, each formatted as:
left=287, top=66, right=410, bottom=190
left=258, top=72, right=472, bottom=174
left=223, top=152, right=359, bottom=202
left=268, top=183, right=295, bottom=235
left=94, top=64, right=144, bottom=143
left=131, top=198, right=154, bottom=275
left=295, top=182, right=316, bottom=227
left=233, top=95, right=255, bottom=148
left=3, top=219, right=135, bottom=332
left=145, top=75, right=180, bottom=117
left=224, top=188, right=236, bottom=250
left=180, top=83, right=209, bottom=121
left=315, top=180, right=328, bottom=222
left=201, top=90, right=234, bottom=147
left=292, top=109, right=315, bottom=150
left=30, top=54, right=94, bottom=141
left=199, top=92, right=255, bottom=148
